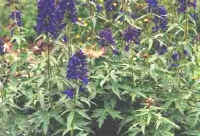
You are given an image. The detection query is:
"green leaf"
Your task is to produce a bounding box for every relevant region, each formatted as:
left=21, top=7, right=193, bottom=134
left=67, top=111, right=75, bottom=131
left=93, top=109, right=107, bottom=128
left=97, top=114, right=107, bottom=128
left=148, top=38, right=153, bottom=50
left=100, top=75, right=109, bottom=87
left=51, top=112, right=65, bottom=125
left=43, top=118, right=50, bottom=135
left=76, top=110, right=91, bottom=120
left=107, top=109, right=123, bottom=120
left=162, top=117, right=180, bottom=129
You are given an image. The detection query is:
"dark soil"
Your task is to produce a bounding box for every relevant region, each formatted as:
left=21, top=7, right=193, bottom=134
left=93, top=116, right=119, bottom=136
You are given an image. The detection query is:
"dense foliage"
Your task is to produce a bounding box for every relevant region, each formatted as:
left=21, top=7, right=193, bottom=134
left=0, top=0, right=200, bottom=136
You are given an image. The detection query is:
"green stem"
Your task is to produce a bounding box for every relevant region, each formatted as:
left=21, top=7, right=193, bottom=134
left=67, top=24, right=72, bottom=57
left=184, top=4, right=188, bottom=41
left=184, top=15, right=188, bottom=41
left=67, top=24, right=75, bottom=136
left=121, top=0, right=126, bottom=11
left=46, top=36, right=52, bottom=97
left=70, top=128, right=74, bottom=136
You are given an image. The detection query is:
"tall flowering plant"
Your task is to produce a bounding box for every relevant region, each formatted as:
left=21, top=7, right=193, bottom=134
left=36, top=0, right=77, bottom=38
left=64, top=50, right=89, bottom=98
left=0, top=0, right=200, bottom=136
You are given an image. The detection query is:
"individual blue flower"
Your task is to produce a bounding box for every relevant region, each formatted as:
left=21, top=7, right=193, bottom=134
left=154, top=40, right=167, bottom=55
left=0, top=39, right=4, bottom=55
left=63, top=88, right=74, bottom=99
left=130, top=12, right=140, bottom=19
left=81, top=76, right=89, bottom=85
left=172, top=52, right=180, bottom=61
left=62, top=34, right=68, bottom=42
left=177, top=0, right=196, bottom=13
left=159, top=46, right=167, bottom=55
left=99, top=28, right=115, bottom=46
left=96, top=4, right=103, bottom=12
left=170, top=63, right=179, bottom=67
left=67, top=50, right=89, bottom=85
left=125, top=45, right=130, bottom=51
left=190, top=13, right=198, bottom=21
left=79, top=86, right=85, bottom=92
left=183, top=49, right=189, bottom=56
left=112, top=48, right=120, bottom=55
left=123, top=26, right=141, bottom=44
left=104, top=0, right=117, bottom=12
left=157, top=46, right=167, bottom=55
left=10, top=28, right=15, bottom=37
left=145, top=0, right=158, bottom=8
left=10, top=10, right=22, bottom=26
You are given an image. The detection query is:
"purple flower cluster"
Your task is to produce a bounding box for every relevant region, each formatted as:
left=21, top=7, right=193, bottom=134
left=123, top=26, right=141, bottom=44
left=10, top=10, right=22, bottom=26
left=36, top=0, right=77, bottom=38
left=66, top=0, right=77, bottom=23
left=67, top=50, right=89, bottom=85
left=65, top=50, right=88, bottom=99
left=0, top=39, right=4, bottom=55
left=178, top=0, right=196, bottom=13
left=36, top=0, right=57, bottom=37
left=188, top=0, right=197, bottom=8
left=152, top=6, right=168, bottom=32
left=177, top=0, right=187, bottom=13
left=99, top=28, right=115, bottom=46
left=145, top=0, right=168, bottom=32
left=54, top=0, right=68, bottom=26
